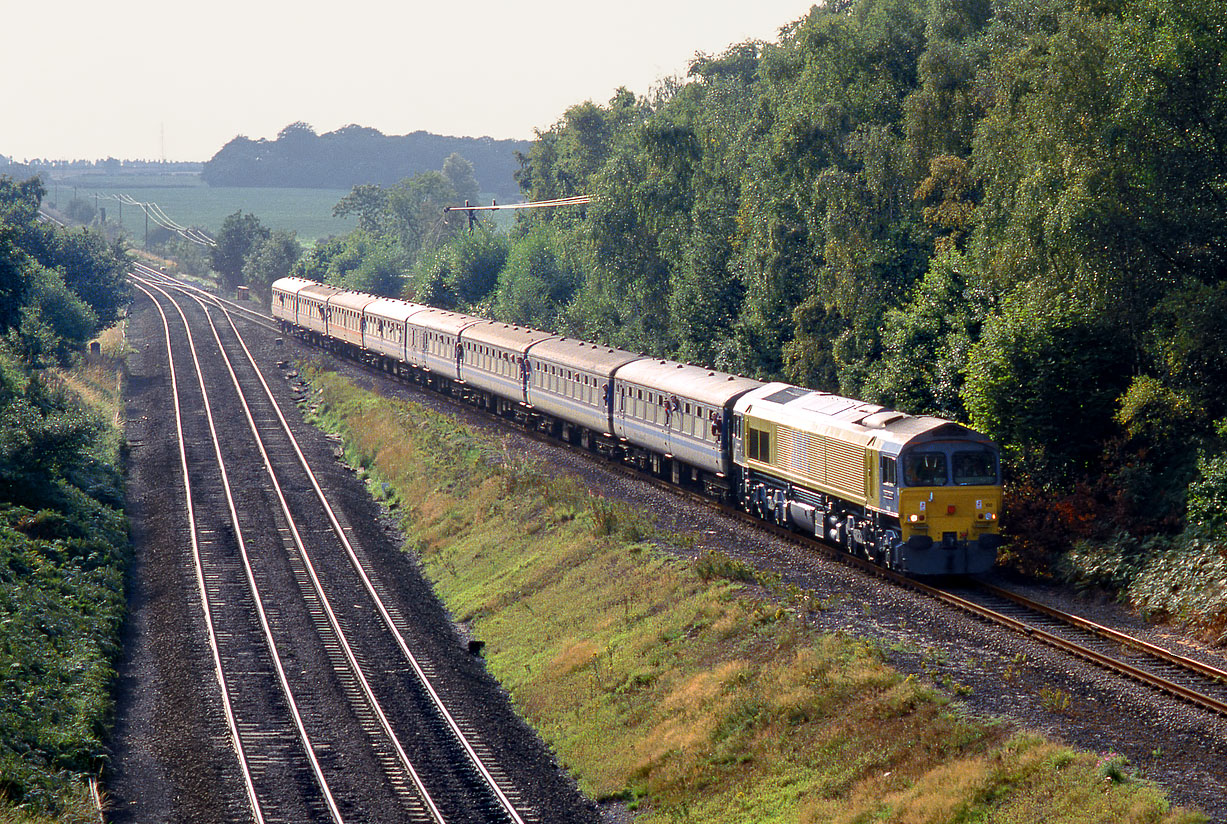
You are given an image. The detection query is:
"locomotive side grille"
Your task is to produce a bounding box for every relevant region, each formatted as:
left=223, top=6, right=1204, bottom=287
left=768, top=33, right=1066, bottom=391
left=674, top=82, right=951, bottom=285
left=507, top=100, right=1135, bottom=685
left=773, top=425, right=867, bottom=501
left=775, top=427, right=820, bottom=478
left=824, top=439, right=866, bottom=498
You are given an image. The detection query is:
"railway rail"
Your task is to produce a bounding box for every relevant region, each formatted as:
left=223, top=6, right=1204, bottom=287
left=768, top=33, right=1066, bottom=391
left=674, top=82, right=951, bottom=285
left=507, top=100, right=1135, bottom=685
left=130, top=270, right=533, bottom=823
left=142, top=268, right=1227, bottom=725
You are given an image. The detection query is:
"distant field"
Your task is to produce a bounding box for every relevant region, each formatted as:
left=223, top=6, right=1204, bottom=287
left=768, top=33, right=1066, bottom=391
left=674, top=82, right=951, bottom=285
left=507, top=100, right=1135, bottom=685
left=44, top=174, right=356, bottom=244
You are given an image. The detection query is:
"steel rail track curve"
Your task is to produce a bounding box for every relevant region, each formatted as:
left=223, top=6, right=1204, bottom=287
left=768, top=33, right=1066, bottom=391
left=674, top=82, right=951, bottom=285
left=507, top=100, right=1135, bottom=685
left=136, top=273, right=531, bottom=824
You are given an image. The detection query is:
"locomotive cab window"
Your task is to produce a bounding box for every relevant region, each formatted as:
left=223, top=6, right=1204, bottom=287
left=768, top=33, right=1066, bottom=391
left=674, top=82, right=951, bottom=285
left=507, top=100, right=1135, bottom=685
left=952, top=449, right=998, bottom=486
left=903, top=452, right=948, bottom=486
left=881, top=457, right=897, bottom=486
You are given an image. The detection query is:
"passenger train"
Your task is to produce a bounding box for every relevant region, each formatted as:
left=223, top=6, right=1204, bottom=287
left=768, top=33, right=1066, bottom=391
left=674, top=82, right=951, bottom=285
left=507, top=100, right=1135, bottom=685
left=272, top=276, right=1002, bottom=575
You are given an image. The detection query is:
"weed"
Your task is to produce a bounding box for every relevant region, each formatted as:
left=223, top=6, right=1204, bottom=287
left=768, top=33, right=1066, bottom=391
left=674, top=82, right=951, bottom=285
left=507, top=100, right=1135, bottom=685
left=1039, top=685, right=1073, bottom=715
left=1002, top=652, right=1028, bottom=682
left=1096, top=751, right=1134, bottom=784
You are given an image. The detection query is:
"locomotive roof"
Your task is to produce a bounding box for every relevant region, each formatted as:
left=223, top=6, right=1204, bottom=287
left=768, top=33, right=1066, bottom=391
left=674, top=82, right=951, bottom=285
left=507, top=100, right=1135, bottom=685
left=525, top=337, right=644, bottom=375
left=616, top=358, right=764, bottom=407
left=364, top=297, right=429, bottom=323
left=737, top=383, right=991, bottom=451
left=462, top=320, right=559, bottom=354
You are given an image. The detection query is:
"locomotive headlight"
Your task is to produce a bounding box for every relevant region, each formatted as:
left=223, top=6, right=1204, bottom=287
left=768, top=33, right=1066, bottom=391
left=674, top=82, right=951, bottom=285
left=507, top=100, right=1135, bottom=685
left=908, top=513, right=925, bottom=523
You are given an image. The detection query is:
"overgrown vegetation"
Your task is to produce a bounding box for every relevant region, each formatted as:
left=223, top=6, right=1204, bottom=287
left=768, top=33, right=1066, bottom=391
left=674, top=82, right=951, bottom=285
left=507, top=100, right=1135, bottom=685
left=0, top=175, right=131, bottom=820
left=303, top=365, right=1203, bottom=823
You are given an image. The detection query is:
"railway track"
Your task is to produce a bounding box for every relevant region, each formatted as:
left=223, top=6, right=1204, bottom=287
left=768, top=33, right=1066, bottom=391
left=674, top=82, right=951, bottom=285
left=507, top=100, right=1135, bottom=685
left=136, top=268, right=1227, bottom=725
left=130, top=272, right=534, bottom=823
left=928, top=580, right=1227, bottom=716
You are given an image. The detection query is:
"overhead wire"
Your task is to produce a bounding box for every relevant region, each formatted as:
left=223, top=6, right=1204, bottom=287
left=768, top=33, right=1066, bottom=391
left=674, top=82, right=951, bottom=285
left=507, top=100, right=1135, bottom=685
left=99, top=193, right=217, bottom=246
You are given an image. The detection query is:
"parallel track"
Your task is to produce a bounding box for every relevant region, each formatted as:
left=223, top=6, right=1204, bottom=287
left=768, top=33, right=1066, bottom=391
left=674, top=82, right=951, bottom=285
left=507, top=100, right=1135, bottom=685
left=132, top=273, right=532, bottom=823
left=138, top=268, right=1227, bottom=723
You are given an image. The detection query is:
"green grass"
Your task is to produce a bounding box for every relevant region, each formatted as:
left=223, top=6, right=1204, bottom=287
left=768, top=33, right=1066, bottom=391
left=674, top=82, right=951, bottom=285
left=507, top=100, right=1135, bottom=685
left=43, top=176, right=355, bottom=244
left=303, top=364, right=1204, bottom=824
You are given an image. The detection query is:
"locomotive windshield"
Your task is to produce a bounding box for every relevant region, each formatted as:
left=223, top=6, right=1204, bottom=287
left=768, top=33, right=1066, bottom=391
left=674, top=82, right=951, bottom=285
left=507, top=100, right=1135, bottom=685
left=901, top=446, right=1000, bottom=487
left=903, top=452, right=948, bottom=486
left=952, top=449, right=999, bottom=486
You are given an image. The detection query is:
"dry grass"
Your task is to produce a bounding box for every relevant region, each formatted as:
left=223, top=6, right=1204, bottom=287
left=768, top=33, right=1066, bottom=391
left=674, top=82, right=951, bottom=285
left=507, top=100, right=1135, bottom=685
left=303, top=366, right=1205, bottom=824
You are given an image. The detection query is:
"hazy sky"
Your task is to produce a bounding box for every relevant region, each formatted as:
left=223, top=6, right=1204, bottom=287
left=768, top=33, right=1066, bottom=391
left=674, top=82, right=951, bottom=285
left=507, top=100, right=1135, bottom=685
left=4, top=1, right=816, bottom=162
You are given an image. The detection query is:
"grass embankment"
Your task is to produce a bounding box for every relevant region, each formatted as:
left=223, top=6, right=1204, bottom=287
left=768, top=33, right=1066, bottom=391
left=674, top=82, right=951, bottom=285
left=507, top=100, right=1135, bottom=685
left=304, top=365, right=1201, bottom=824
left=0, top=326, right=130, bottom=823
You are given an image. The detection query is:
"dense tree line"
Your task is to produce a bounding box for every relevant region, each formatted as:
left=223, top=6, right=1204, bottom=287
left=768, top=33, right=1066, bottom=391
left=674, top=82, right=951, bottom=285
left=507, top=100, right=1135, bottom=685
left=201, top=122, right=527, bottom=199
left=0, top=175, right=131, bottom=813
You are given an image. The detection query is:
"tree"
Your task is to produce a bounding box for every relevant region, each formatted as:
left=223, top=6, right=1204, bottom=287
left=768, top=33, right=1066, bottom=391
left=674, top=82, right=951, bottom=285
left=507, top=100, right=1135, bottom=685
left=243, top=230, right=302, bottom=302
left=963, top=285, right=1134, bottom=482
left=447, top=228, right=508, bottom=306
left=333, top=184, right=389, bottom=233
left=494, top=227, right=582, bottom=330
left=33, top=227, right=129, bottom=328
left=210, top=211, right=270, bottom=292
left=383, top=171, right=461, bottom=257
left=442, top=153, right=480, bottom=205
left=64, top=198, right=96, bottom=225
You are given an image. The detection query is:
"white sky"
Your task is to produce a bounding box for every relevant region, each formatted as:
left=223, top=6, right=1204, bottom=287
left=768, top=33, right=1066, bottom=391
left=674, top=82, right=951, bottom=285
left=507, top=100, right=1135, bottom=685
left=3, top=1, right=816, bottom=162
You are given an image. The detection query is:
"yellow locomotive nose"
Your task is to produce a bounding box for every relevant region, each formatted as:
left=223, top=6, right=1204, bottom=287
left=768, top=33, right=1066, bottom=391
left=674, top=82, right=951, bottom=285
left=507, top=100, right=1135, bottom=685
left=899, top=487, right=1000, bottom=545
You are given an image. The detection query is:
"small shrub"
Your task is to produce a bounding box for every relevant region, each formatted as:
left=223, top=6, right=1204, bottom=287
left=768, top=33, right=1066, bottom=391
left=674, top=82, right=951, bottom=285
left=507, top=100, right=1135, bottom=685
left=1038, top=686, right=1072, bottom=715
left=1096, top=751, right=1133, bottom=784
left=694, top=550, right=759, bottom=584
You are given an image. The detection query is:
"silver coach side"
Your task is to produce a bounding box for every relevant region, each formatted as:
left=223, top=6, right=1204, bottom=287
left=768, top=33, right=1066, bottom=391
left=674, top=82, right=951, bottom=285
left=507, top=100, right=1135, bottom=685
left=270, top=276, right=316, bottom=327
left=328, top=291, right=378, bottom=349
left=525, top=338, right=644, bottom=441
left=296, top=283, right=345, bottom=338
left=407, top=307, right=483, bottom=383
left=362, top=297, right=427, bottom=366
left=613, top=359, right=763, bottom=488
left=460, top=321, right=559, bottom=406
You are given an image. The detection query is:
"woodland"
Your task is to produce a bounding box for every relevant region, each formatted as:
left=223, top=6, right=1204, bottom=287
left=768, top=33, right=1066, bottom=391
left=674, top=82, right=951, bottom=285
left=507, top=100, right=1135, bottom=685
left=0, top=176, right=131, bottom=813
left=201, top=122, right=528, bottom=198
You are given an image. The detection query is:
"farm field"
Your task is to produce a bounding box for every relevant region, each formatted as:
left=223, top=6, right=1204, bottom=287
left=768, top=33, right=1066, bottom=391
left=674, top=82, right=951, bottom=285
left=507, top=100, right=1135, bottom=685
left=44, top=173, right=356, bottom=244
